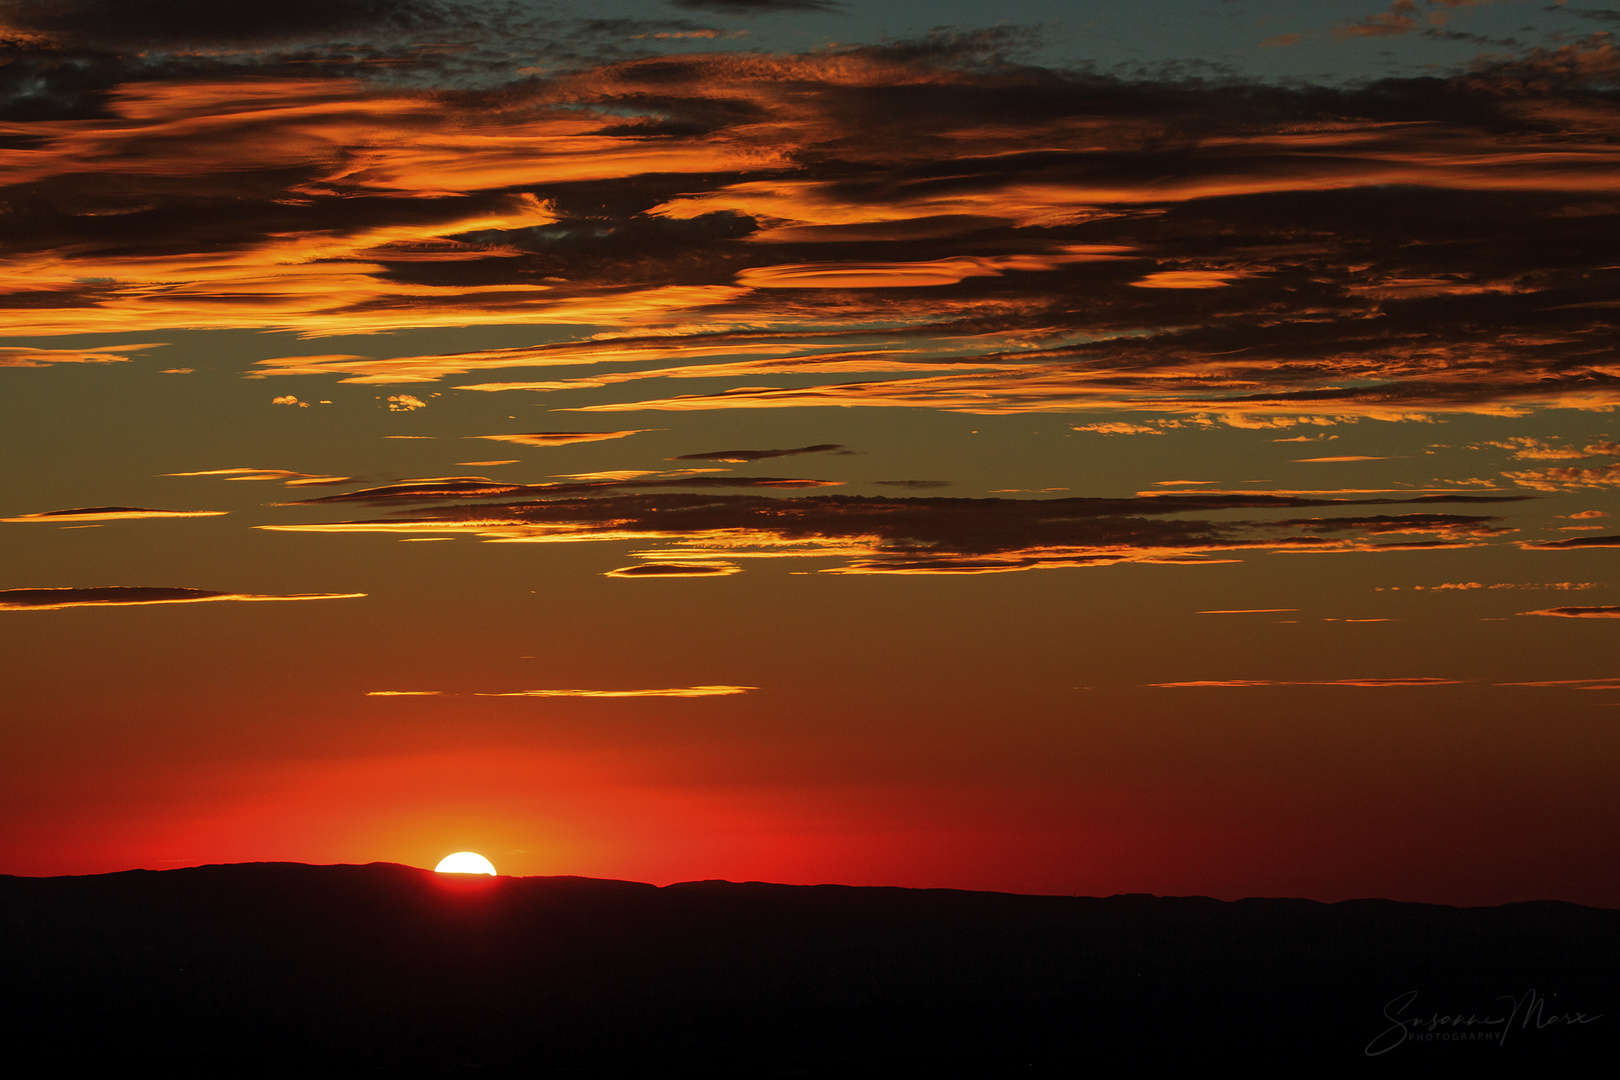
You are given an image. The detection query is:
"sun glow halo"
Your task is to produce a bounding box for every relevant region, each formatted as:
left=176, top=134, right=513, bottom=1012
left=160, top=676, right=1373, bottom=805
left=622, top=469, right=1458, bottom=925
left=434, top=851, right=497, bottom=875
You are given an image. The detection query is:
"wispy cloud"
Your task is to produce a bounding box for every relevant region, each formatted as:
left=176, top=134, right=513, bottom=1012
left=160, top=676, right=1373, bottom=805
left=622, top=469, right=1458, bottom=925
left=671, top=443, right=845, bottom=462
left=1, top=506, right=226, bottom=522
left=1522, top=534, right=1620, bottom=549
left=261, top=490, right=1530, bottom=575
left=0, top=344, right=165, bottom=367
left=1494, top=678, right=1620, bottom=689
left=603, top=562, right=741, bottom=577
left=474, top=431, right=651, bottom=447
left=475, top=685, right=755, bottom=698
left=5, top=40, right=1620, bottom=426
left=0, top=587, right=364, bottom=610
left=165, top=468, right=354, bottom=486
left=1518, top=605, right=1620, bottom=619
left=1150, top=677, right=1467, bottom=687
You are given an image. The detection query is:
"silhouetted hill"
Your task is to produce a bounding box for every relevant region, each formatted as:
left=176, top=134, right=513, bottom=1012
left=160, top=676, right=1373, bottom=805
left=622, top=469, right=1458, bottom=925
left=0, top=863, right=1613, bottom=1073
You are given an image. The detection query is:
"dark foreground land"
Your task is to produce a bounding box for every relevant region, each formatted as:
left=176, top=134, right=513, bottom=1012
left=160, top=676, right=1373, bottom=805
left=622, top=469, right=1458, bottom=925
left=1, top=863, right=1614, bottom=1074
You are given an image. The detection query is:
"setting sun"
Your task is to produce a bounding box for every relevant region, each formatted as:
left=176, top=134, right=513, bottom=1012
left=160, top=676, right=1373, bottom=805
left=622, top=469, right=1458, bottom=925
left=434, top=852, right=497, bottom=875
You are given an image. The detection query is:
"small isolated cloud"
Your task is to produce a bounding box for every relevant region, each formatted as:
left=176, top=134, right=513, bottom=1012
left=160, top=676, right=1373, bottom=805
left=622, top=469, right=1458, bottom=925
left=273, top=395, right=309, bottom=407
left=1073, top=423, right=1161, bottom=435
left=0, top=587, right=364, bottom=611
left=1569, top=510, right=1609, bottom=519
left=1334, top=0, right=1421, bottom=40
left=1293, top=456, right=1387, bottom=463
left=476, top=431, right=649, bottom=447
left=604, top=562, right=741, bottom=577
left=673, top=443, right=844, bottom=462
left=1274, top=434, right=1338, bottom=443
left=1259, top=33, right=1303, bottom=48
left=159, top=368, right=193, bottom=374
left=0, top=344, right=164, bottom=368
left=386, top=394, right=426, bottom=412
left=475, top=685, right=755, bottom=697
left=1128, top=270, right=1244, bottom=289
left=1519, top=606, right=1620, bottom=619
left=669, top=0, right=843, bottom=12
left=1, top=506, right=227, bottom=522
left=365, top=690, right=443, bottom=696
left=873, top=480, right=951, bottom=489
left=1150, top=676, right=1465, bottom=687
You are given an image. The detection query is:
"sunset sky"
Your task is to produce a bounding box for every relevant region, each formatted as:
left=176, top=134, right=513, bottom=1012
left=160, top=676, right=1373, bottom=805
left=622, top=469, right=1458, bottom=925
left=3, top=0, right=1618, bottom=906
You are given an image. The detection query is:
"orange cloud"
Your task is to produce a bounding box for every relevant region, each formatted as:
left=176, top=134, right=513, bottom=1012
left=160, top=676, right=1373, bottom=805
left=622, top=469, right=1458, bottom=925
left=474, top=686, right=756, bottom=698
left=1503, top=463, right=1620, bottom=490
left=1293, top=456, right=1387, bottom=463
left=1, top=507, right=227, bottom=522
left=9, top=48, right=1620, bottom=426
left=0, top=343, right=165, bottom=367
left=258, top=490, right=1526, bottom=576
left=1518, top=606, right=1620, bottom=619
left=165, top=468, right=353, bottom=486
left=473, top=431, right=651, bottom=447
left=1151, top=677, right=1466, bottom=687
left=0, top=587, right=364, bottom=610
left=735, top=249, right=1132, bottom=289
left=604, top=562, right=742, bottom=578
left=1521, top=535, right=1620, bottom=549
left=1128, top=271, right=1245, bottom=289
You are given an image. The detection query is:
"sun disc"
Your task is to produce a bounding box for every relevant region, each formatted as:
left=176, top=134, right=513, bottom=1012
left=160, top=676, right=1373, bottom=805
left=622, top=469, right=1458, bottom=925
left=434, top=851, right=497, bottom=875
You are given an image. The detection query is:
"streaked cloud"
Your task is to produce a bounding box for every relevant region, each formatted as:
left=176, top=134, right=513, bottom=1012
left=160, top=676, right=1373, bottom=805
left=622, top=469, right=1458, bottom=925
left=0, top=587, right=364, bottom=610
left=1292, top=456, right=1388, bottom=463
left=1518, top=605, right=1620, bottom=619
left=1376, top=581, right=1601, bottom=591
left=1495, top=679, right=1620, bottom=689
left=1128, top=270, right=1245, bottom=289
left=474, top=431, right=651, bottom=447
left=165, top=468, right=354, bottom=486
left=1150, top=677, right=1467, bottom=687
left=671, top=443, right=844, bottom=462
left=1, top=506, right=227, bottom=522
left=1502, top=463, right=1620, bottom=491
left=364, top=690, right=443, bottom=697
left=474, top=685, right=755, bottom=698
left=1073, top=423, right=1161, bottom=435
left=1521, top=534, right=1620, bottom=549
left=0, top=343, right=164, bottom=368
left=3, top=41, right=1620, bottom=426
left=287, top=474, right=841, bottom=505
left=261, top=490, right=1530, bottom=575
left=1197, top=608, right=1299, bottom=614
left=603, top=562, right=741, bottom=578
